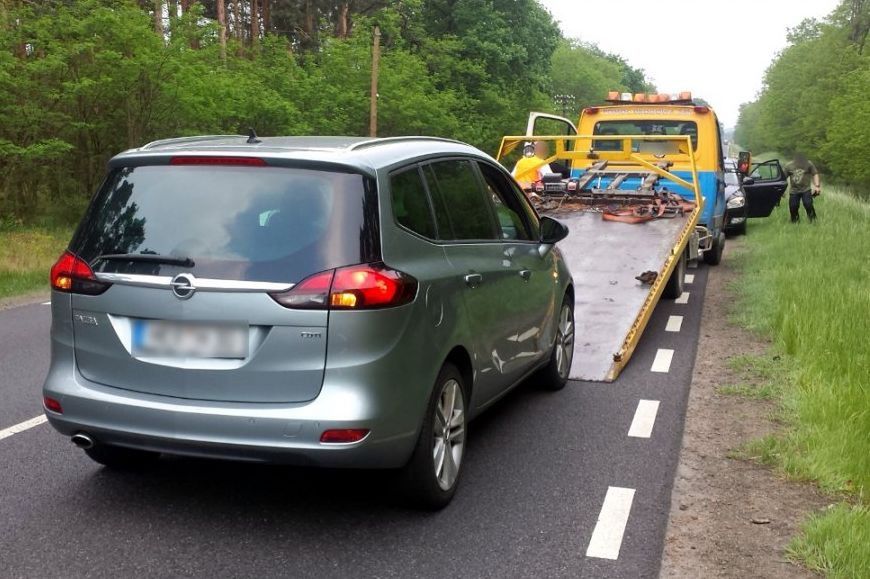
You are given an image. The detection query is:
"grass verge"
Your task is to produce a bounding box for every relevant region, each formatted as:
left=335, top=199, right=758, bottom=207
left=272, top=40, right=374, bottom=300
left=731, top=186, right=869, bottom=577
left=0, top=226, right=73, bottom=299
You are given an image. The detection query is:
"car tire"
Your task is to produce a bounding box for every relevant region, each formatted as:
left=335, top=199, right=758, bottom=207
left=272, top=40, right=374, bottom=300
left=400, top=362, right=467, bottom=510
left=537, top=293, right=575, bottom=391
left=84, top=443, right=160, bottom=469
left=662, top=248, right=687, bottom=299
left=703, top=231, right=725, bottom=266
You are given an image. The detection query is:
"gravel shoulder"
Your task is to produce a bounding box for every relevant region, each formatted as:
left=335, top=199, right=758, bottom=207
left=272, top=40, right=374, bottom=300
left=659, top=238, right=828, bottom=578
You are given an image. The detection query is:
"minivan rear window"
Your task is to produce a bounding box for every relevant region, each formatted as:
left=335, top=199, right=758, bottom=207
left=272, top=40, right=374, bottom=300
left=72, top=165, right=378, bottom=283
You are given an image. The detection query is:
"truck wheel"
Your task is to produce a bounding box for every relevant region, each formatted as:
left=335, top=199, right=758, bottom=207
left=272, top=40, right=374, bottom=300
left=537, top=294, right=575, bottom=391
left=400, top=362, right=467, bottom=510
left=84, top=444, right=160, bottom=469
left=663, top=249, right=687, bottom=299
left=703, top=231, right=725, bottom=266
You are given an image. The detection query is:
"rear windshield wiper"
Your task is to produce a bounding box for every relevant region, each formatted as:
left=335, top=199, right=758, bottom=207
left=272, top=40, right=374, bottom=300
left=92, top=253, right=195, bottom=268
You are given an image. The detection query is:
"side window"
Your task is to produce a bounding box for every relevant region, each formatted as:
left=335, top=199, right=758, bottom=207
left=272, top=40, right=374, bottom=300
left=749, top=161, right=782, bottom=181
left=476, top=162, right=534, bottom=241
left=423, top=160, right=498, bottom=241
left=390, top=167, right=436, bottom=239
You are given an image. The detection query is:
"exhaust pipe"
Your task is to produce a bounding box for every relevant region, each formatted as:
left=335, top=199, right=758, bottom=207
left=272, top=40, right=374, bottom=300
left=71, top=433, right=95, bottom=450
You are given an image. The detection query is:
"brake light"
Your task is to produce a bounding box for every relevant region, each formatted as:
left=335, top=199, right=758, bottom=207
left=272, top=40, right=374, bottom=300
left=43, top=396, right=63, bottom=414
left=270, top=263, right=417, bottom=310
left=50, top=251, right=110, bottom=295
left=169, top=156, right=267, bottom=167
left=583, top=107, right=599, bottom=115
left=693, top=106, right=709, bottom=114
left=320, top=429, right=369, bottom=444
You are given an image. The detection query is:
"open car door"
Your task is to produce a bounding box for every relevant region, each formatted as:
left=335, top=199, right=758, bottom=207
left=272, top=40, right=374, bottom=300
left=525, top=112, right=578, bottom=137
left=743, top=159, right=788, bottom=218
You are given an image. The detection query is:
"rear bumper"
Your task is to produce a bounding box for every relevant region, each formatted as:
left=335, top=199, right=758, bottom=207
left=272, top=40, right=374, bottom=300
left=43, top=365, right=421, bottom=469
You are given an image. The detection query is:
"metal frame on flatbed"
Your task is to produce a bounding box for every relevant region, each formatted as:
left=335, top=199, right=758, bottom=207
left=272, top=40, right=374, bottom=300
left=497, top=134, right=702, bottom=380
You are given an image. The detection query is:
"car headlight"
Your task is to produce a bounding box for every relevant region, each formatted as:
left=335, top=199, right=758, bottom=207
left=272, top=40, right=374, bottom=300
left=727, top=195, right=745, bottom=209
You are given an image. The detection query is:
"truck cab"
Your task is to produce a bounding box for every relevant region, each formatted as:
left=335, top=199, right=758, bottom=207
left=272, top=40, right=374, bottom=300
left=526, top=91, right=728, bottom=265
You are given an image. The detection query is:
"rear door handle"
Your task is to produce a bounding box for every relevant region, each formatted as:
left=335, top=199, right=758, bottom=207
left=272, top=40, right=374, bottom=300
left=518, top=269, right=532, bottom=281
left=464, top=273, right=483, bottom=288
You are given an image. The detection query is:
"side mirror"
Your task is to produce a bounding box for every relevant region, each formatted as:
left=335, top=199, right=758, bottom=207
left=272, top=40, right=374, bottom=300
left=540, top=215, right=569, bottom=245
left=742, top=177, right=755, bottom=186
left=737, top=151, right=752, bottom=175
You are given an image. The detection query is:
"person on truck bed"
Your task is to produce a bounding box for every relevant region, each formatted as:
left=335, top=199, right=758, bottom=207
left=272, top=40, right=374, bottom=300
left=784, top=152, right=821, bottom=223
left=512, top=141, right=553, bottom=188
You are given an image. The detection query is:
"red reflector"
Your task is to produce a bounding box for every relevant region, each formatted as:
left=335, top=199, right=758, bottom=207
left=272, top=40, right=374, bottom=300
left=320, top=429, right=369, bottom=444
left=584, top=107, right=599, bottom=115
left=170, top=156, right=267, bottom=167
left=693, top=106, right=709, bottom=114
left=44, top=396, right=63, bottom=414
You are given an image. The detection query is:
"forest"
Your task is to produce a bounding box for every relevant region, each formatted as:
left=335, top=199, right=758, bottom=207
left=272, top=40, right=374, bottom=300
left=0, top=0, right=652, bottom=222
left=734, top=0, right=868, bottom=191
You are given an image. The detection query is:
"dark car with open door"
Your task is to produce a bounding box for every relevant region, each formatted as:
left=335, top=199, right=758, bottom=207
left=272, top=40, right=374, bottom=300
left=742, top=158, right=788, bottom=218
left=724, top=159, right=747, bottom=235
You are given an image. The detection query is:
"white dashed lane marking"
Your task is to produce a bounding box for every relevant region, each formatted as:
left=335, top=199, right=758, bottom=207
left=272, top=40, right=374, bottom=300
left=665, top=315, right=683, bottom=333
left=675, top=291, right=690, bottom=304
left=0, top=415, right=47, bottom=442
left=684, top=274, right=695, bottom=284
left=586, top=486, right=636, bottom=560
left=651, top=349, right=674, bottom=373
left=627, top=400, right=660, bottom=439
left=42, top=302, right=51, bottom=305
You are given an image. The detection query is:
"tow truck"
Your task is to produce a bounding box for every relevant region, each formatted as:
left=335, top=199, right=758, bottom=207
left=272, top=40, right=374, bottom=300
left=498, top=92, right=724, bottom=381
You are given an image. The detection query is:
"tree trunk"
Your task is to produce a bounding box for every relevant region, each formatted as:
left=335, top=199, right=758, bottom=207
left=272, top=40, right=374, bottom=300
left=250, top=0, right=259, bottom=48
left=262, top=0, right=270, bottom=35
left=336, top=2, right=350, bottom=38
left=217, top=0, right=226, bottom=61
left=153, top=0, right=164, bottom=36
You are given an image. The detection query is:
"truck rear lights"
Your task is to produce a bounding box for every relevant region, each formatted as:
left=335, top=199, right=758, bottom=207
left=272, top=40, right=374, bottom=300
left=693, top=106, right=709, bottom=114
left=583, top=107, right=599, bottom=115
left=43, top=396, right=63, bottom=414
left=270, top=263, right=417, bottom=310
left=320, top=429, right=369, bottom=444
left=50, top=251, right=110, bottom=295
left=169, top=156, right=267, bottom=167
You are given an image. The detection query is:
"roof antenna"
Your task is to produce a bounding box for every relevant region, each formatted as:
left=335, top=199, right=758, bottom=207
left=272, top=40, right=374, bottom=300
left=246, top=127, right=261, bottom=144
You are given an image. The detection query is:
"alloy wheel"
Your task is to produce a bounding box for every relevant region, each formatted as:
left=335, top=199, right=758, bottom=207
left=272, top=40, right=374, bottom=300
left=554, top=303, right=575, bottom=380
left=432, top=378, right=465, bottom=491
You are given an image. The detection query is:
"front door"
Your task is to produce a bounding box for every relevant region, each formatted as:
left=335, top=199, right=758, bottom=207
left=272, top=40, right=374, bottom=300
left=744, top=160, right=788, bottom=217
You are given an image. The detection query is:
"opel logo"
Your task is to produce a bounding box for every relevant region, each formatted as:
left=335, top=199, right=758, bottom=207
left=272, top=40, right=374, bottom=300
left=170, top=273, right=196, bottom=300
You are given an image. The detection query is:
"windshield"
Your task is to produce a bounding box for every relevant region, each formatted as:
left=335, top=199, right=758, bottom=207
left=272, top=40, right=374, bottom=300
left=592, top=120, right=699, bottom=152
left=72, top=165, right=378, bottom=284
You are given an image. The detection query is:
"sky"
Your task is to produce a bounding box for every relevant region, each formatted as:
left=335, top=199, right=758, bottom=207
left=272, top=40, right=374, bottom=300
left=539, top=0, right=842, bottom=127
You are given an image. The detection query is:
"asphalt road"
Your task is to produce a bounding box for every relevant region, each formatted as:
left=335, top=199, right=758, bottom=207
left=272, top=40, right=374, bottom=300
left=0, top=266, right=708, bottom=578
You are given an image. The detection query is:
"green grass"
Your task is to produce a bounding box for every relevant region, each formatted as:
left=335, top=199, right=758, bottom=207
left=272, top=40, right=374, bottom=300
left=732, top=186, right=869, bottom=577
left=788, top=505, right=870, bottom=579
left=0, top=225, right=73, bottom=299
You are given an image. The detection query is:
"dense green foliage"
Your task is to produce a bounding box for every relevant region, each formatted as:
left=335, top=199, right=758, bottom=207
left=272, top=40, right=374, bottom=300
left=734, top=0, right=869, bottom=188
left=733, top=188, right=869, bottom=577
left=0, top=0, right=651, bottom=222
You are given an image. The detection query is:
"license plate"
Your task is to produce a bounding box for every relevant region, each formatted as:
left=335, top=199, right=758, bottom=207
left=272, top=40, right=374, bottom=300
left=132, top=319, right=248, bottom=359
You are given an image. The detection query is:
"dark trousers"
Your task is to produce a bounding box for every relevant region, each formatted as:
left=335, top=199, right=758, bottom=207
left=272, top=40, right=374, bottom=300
left=789, top=190, right=816, bottom=222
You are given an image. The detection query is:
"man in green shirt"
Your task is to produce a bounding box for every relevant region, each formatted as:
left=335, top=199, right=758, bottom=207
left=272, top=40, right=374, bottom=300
left=784, top=152, right=821, bottom=222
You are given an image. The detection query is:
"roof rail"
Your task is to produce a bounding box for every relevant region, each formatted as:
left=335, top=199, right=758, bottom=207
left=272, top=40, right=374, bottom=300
left=140, top=135, right=245, bottom=150
left=347, top=136, right=465, bottom=151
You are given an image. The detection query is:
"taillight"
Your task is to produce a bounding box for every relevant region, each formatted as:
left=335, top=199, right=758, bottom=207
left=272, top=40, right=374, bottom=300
left=270, top=263, right=417, bottom=310
left=43, top=396, right=63, bottom=414
left=693, top=106, right=709, bottom=114
left=50, top=251, right=110, bottom=295
left=320, top=429, right=369, bottom=444
left=170, top=156, right=267, bottom=167
left=584, top=107, right=599, bottom=115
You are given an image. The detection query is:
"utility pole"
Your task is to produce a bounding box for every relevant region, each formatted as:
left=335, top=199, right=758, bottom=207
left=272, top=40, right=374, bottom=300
left=217, top=0, right=227, bottom=62
left=369, top=25, right=381, bottom=137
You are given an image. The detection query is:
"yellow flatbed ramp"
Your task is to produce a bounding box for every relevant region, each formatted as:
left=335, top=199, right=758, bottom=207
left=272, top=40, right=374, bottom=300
left=498, top=134, right=701, bottom=382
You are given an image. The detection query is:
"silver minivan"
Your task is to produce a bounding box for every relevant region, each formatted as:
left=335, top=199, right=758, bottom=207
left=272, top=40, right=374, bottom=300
left=43, top=135, right=574, bottom=508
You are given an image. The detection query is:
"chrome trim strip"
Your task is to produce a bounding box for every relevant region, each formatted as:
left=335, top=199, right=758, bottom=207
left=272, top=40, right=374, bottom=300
left=95, top=272, right=294, bottom=293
